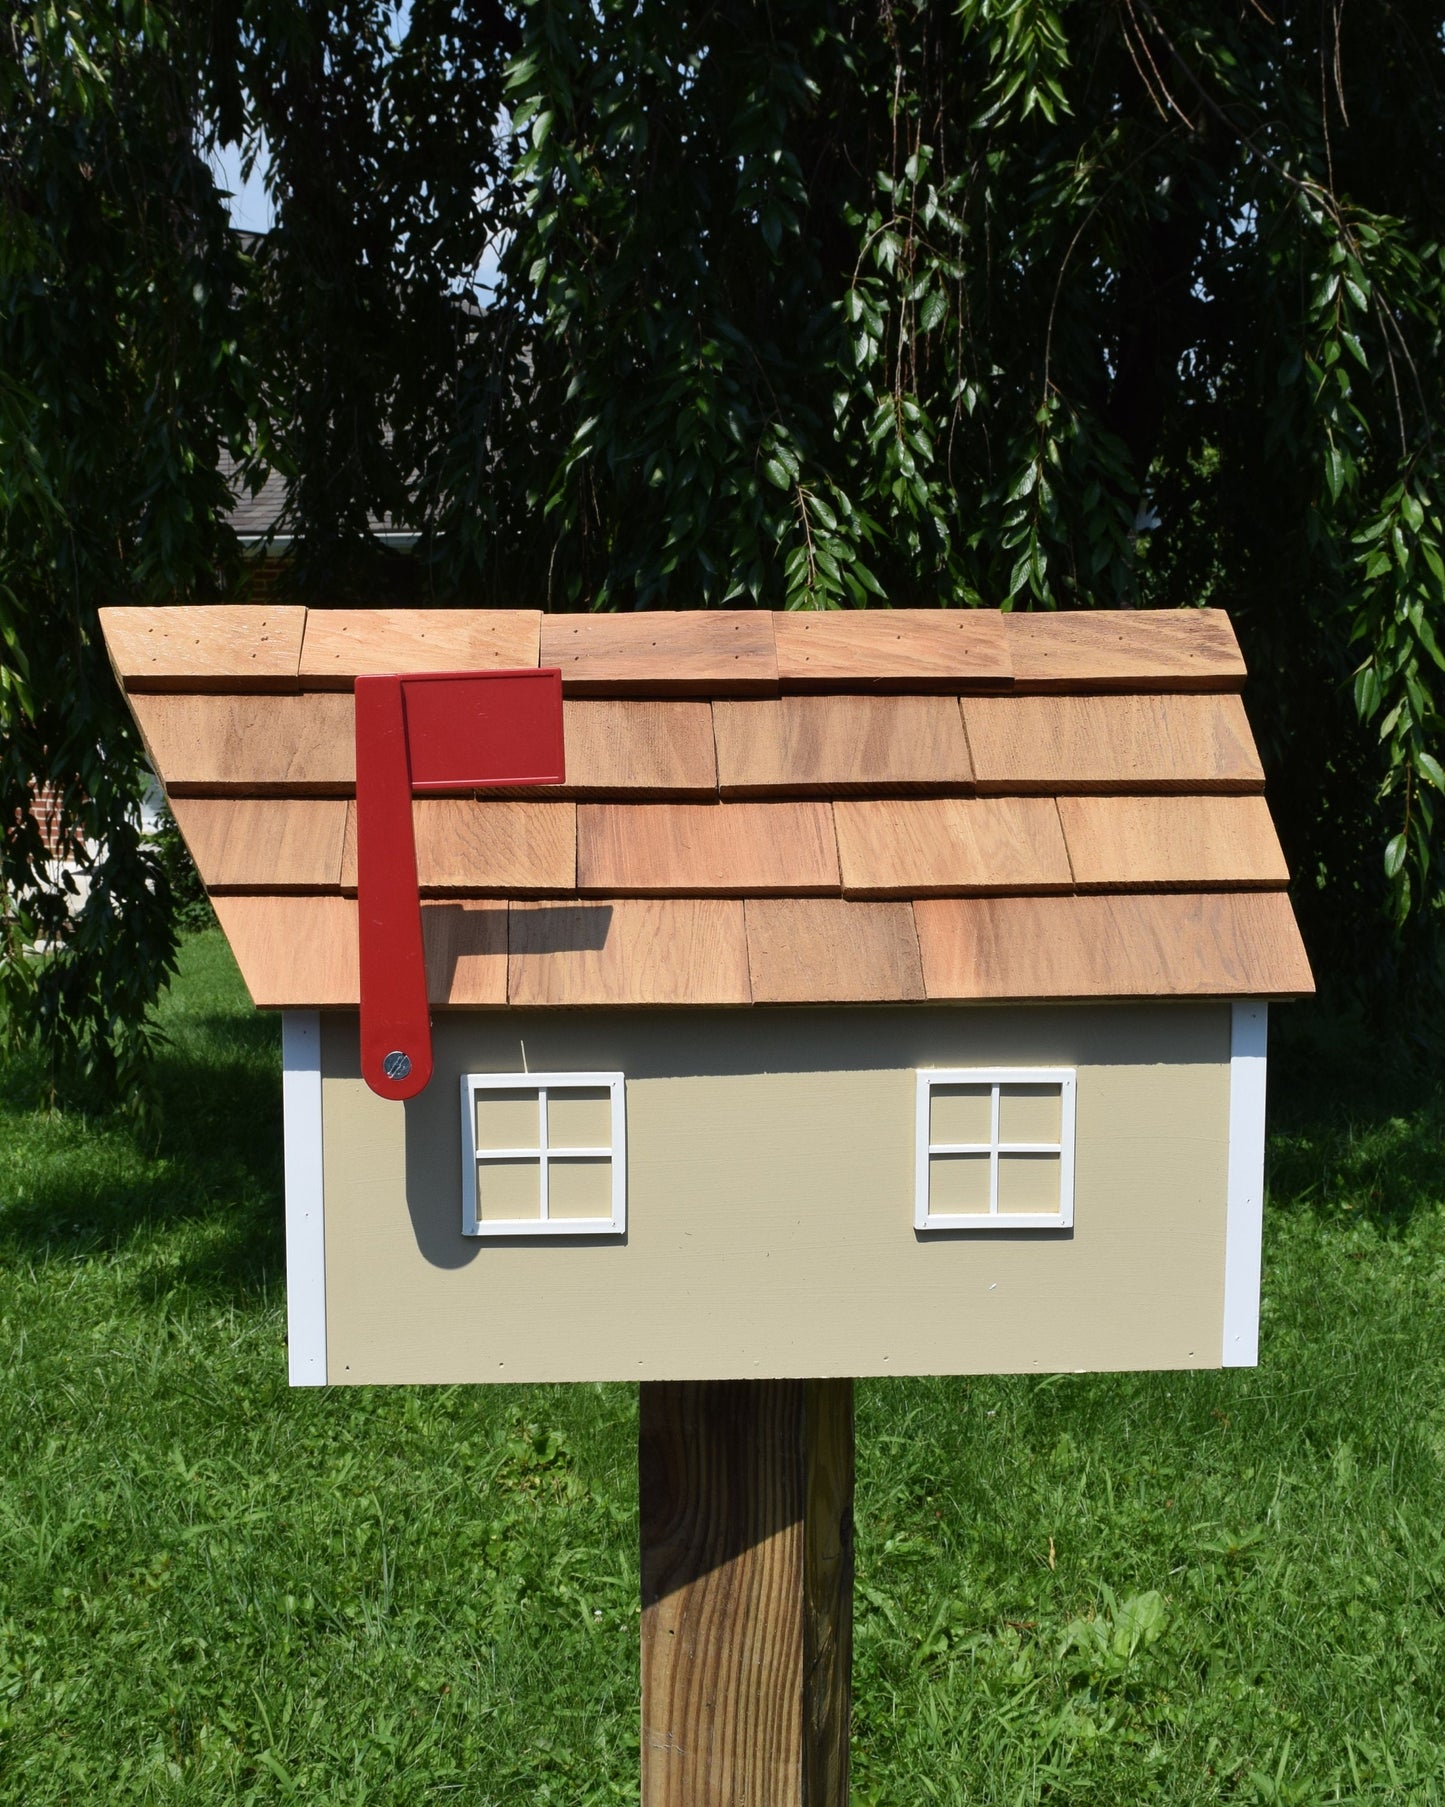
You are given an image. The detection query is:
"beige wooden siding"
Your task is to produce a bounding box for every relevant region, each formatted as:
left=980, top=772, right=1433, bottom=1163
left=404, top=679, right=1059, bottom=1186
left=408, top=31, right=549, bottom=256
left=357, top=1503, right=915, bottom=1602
left=319, top=1003, right=1231, bottom=1384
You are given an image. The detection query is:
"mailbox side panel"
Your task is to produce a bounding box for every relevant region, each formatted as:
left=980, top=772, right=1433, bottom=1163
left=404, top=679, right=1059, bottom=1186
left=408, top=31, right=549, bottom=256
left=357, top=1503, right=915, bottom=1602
left=313, top=1003, right=1235, bottom=1384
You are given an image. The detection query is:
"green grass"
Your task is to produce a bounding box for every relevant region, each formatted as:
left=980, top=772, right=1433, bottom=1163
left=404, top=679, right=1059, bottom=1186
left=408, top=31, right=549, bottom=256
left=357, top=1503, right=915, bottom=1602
left=2, top=933, right=1443, bottom=1804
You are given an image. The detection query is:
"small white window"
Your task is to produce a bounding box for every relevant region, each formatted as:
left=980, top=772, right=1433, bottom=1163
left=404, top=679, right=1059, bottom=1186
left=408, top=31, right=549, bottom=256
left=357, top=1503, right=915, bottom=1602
left=915, top=1068, right=1075, bottom=1231
left=461, top=1072, right=626, bottom=1238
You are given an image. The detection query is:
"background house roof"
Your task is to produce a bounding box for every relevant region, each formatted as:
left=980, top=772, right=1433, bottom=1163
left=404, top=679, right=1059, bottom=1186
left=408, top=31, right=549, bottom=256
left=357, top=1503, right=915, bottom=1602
left=99, top=605, right=1313, bottom=1008
left=219, top=450, right=416, bottom=550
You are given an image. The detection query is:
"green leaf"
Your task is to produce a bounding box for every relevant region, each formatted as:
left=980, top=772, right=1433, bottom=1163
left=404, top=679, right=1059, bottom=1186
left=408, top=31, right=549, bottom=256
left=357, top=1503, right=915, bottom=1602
left=1111, top=1590, right=1167, bottom=1660
left=918, top=289, right=947, bottom=333
left=1008, top=462, right=1038, bottom=503
left=1413, top=610, right=1445, bottom=671
left=1324, top=443, right=1346, bottom=504
left=1417, top=752, right=1445, bottom=793
left=853, top=560, right=886, bottom=598
left=1384, top=833, right=1408, bottom=879
left=1341, top=331, right=1369, bottom=369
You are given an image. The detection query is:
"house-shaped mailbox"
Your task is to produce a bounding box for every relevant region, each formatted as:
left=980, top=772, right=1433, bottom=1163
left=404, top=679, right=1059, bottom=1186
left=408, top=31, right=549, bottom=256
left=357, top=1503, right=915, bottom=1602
left=101, top=604, right=1313, bottom=1388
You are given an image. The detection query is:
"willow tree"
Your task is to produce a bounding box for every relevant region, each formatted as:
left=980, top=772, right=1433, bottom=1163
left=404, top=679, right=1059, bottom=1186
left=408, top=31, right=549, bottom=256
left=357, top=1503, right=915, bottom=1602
left=4, top=0, right=1444, bottom=1100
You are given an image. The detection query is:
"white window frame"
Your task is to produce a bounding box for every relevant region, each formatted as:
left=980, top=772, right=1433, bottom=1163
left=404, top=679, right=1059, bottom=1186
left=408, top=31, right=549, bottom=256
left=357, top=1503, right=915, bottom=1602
left=460, top=1071, right=626, bottom=1238
left=915, top=1067, right=1076, bottom=1231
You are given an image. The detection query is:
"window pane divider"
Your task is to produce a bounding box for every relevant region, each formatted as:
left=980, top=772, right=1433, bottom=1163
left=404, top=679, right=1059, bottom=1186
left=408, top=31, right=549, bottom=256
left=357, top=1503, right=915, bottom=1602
left=928, top=1142, right=1061, bottom=1155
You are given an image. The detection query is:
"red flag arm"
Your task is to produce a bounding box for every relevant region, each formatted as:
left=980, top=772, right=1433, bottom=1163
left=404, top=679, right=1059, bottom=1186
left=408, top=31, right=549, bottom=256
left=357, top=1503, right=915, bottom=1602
left=353, top=668, right=564, bottom=1101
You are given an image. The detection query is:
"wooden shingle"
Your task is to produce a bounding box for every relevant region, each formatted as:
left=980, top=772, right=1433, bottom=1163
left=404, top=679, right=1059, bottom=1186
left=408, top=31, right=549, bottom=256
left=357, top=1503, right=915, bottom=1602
left=508, top=899, right=752, bottom=1005
left=101, top=605, right=306, bottom=692
left=745, top=898, right=924, bottom=1002
left=1058, top=795, right=1289, bottom=890
left=299, top=609, right=540, bottom=688
left=962, top=693, right=1264, bottom=793
left=834, top=797, right=1071, bottom=897
left=562, top=699, right=718, bottom=796
left=713, top=696, right=972, bottom=795
left=171, top=797, right=348, bottom=892
left=915, top=891, right=1314, bottom=999
left=414, top=800, right=576, bottom=894
left=423, top=903, right=508, bottom=1005
left=340, top=800, right=576, bottom=894
left=1004, top=608, right=1246, bottom=692
left=212, top=895, right=360, bottom=1005
left=577, top=802, right=840, bottom=895
left=130, top=692, right=355, bottom=794
left=774, top=610, right=1010, bottom=689
left=539, top=612, right=778, bottom=695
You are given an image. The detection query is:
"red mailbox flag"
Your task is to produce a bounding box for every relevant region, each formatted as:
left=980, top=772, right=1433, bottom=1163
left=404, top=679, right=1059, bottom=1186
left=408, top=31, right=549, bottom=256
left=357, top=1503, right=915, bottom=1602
left=354, top=669, right=565, bottom=1101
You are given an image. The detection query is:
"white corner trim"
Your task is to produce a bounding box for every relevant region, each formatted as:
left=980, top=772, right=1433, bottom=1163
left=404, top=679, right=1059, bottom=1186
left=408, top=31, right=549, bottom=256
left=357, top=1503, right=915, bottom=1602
left=1222, top=1002, right=1269, bottom=1368
left=282, top=1011, right=327, bottom=1386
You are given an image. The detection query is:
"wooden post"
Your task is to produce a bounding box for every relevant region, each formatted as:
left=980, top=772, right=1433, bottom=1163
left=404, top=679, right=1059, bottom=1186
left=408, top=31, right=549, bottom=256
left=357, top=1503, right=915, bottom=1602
left=640, top=1379, right=854, bottom=1806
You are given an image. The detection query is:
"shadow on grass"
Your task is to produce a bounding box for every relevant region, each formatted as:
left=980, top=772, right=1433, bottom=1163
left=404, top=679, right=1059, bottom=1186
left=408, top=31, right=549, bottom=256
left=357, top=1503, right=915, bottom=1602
left=1267, top=997, right=1445, bottom=1231
left=0, top=989, right=286, bottom=1307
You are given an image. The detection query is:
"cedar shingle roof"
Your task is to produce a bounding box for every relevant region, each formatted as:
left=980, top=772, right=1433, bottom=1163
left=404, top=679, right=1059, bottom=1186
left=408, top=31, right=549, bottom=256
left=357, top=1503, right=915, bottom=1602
left=99, top=605, right=1314, bottom=1008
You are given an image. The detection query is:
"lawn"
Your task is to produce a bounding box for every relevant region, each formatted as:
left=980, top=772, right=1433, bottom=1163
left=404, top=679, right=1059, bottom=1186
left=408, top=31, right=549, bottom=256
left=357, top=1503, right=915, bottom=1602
left=2, top=931, right=1443, bottom=1805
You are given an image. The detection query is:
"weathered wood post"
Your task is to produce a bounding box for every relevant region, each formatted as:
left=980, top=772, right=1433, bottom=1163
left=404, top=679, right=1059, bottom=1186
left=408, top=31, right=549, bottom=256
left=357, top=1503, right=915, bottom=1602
left=640, top=1380, right=854, bottom=1807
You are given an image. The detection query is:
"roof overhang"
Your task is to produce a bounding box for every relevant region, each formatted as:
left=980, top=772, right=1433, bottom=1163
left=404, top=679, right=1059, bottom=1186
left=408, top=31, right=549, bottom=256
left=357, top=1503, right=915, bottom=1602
left=99, top=605, right=1314, bottom=1010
